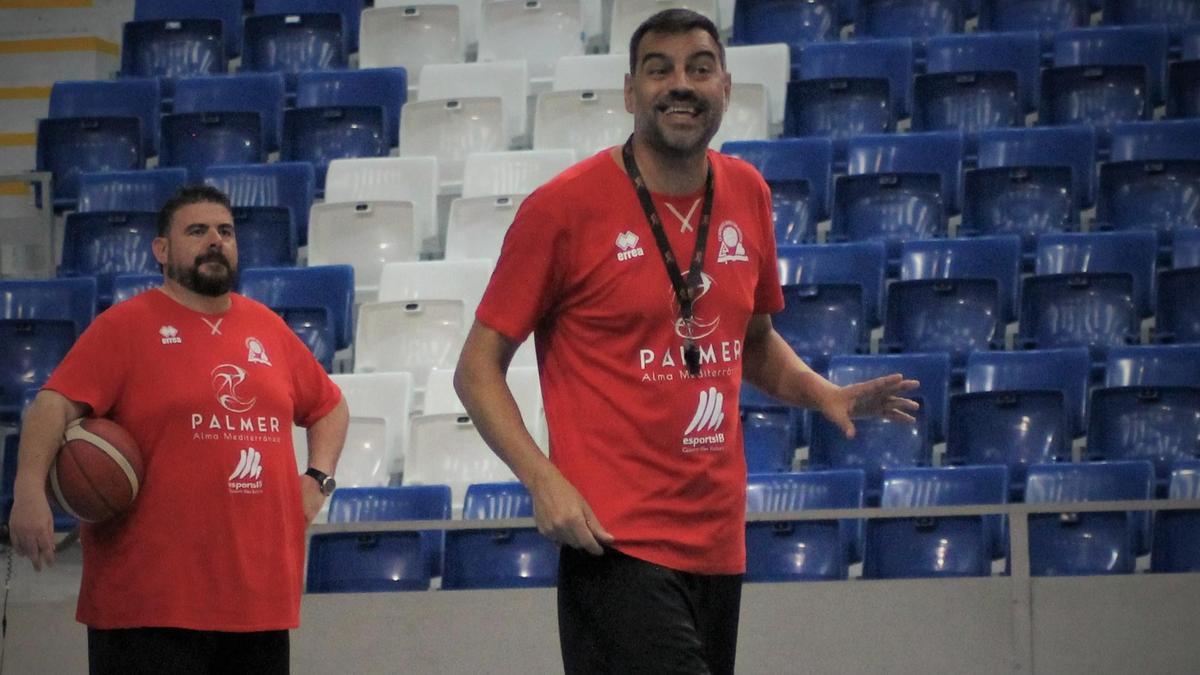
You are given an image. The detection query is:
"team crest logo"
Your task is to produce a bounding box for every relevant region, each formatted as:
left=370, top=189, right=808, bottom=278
left=716, top=221, right=748, bottom=263
left=246, top=337, right=272, bottom=366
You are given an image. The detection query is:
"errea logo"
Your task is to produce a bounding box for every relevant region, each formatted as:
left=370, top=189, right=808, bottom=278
left=159, top=325, right=183, bottom=345
left=615, top=231, right=645, bottom=262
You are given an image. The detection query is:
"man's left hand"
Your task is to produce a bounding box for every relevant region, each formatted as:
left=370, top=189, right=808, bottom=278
left=818, top=373, right=921, bottom=439
left=300, top=475, right=327, bottom=525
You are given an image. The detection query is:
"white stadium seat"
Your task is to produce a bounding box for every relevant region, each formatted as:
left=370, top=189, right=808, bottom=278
left=376, top=0, right=482, bottom=47
left=553, top=53, right=627, bottom=92
left=330, top=371, right=415, bottom=476
left=478, top=0, right=585, bottom=87
left=445, top=193, right=527, bottom=261
left=405, top=412, right=517, bottom=511
left=378, top=259, right=493, bottom=325
left=399, top=98, right=507, bottom=190
left=533, top=89, right=631, bottom=157
left=726, top=43, right=791, bottom=129
left=609, top=0, right=718, bottom=55
left=353, top=299, right=466, bottom=394
left=324, top=157, right=440, bottom=246
left=461, top=149, right=575, bottom=198
left=709, top=82, right=769, bottom=149
left=358, top=5, right=466, bottom=86
left=419, top=61, right=530, bottom=147
left=307, top=201, right=419, bottom=300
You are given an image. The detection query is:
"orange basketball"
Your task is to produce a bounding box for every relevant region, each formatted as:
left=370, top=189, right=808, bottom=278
left=47, top=418, right=144, bottom=523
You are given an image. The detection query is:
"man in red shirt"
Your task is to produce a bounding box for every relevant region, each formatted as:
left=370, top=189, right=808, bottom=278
left=455, top=9, right=919, bottom=674
left=8, top=185, right=349, bottom=674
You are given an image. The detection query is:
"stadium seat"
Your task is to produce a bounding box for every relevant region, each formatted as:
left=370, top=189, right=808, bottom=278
left=1035, top=230, right=1158, bottom=318
left=202, top=162, right=315, bottom=247
left=36, top=117, right=144, bottom=210
left=419, top=61, right=529, bottom=148
left=111, top=273, right=160, bottom=305
left=721, top=138, right=833, bottom=245
left=726, top=44, right=791, bottom=131
left=49, top=79, right=161, bottom=158
left=551, top=53, right=628, bottom=92
left=743, top=408, right=797, bottom=473
left=231, top=207, right=295, bottom=268
left=134, top=0, right=243, bottom=58
left=828, top=353, right=950, bottom=442
left=478, top=0, right=584, bottom=84
left=924, top=32, right=1042, bottom=114
left=608, top=0, right=720, bottom=55
left=442, top=481, right=558, bottom=589
left=159, top=112, right=265, bottom=181
left=882, top=278, right=1002, bottom=372
left=306, top=484, right=450, bottom=593
left=308, top=203, right=419, bottom=299
left=533, top=89, right=632, bottom=158
left=324, top=156, right=440, bottom=254
left=744, top=470, right=864, bottom=582
left=1101, top=0, right=1200, bottom=31
left=120, top=19, right=227, bottom=100
left=832, top=174, right=947, bottom=267
left=461, top=150, right=574, bottom=199
left=0, top=320, right=75, bottom=421
left=255, top=0, right=366, bottom=53
left=401, top=101, right=505, bottom=190
left=864, top=466, right=1008, bottom=579
left=378, top=259, right=493, bottom=328
left=1024, top=460, right=1154, bottom=575
left=358, top=5, right=465, bottom=86
left=912, top=69, right=1021, bottom=139
left=732, top=0, right=839, bottom=48
left=976, top=125, right=1096, bottom=209
left=295, top=68, right=409, bottom=148
left=172, top=73, right=286, bottom=152
left=1175, top=228, right=1200, bottom=268
left=238, top=265, right=355, bottom=371
left=405, top=414, right=516, bottom=509
left=961, top=165, right=1076, bottom=259
left=1150, top=460, right=1200, bottom=573
left=900, top=235, right=1021, bottom=323
left=59, top=211, right=158, bottom=307
left=1105, top=344, right=1200, bottom=388
left=1038, top=64, right=1150, bottom=136
left=1156, top=266, right=1200, bottom=343
left=977, top=0, right=1089, bottom=35
left=445, top=194, right=525, bottom=261
left=1053, top=25, right=1170, bottom=106
left=281, top=107, right=389, bottom=194
left=77, top=168, right=188, bottom=214
left=0, top=278, right=96, bottom=337
left=711, top=84, right=770, bottom=149
left=776, top=240, right=887, bottom=326
left=809, top=396, right=930, bottom=501
left=946, top=390, right=1070, bottom=495
left=1166, top=59, right=1199, bottom=119
left=1086, top=386, right=1200, bottom=492
left=426, top=366, right=544, bottom=439
left=856, top=0, right=965, bottom=43
left=847, top=131, right=966, bottom=213
left=773, top=283, right=867, bottom=373
left=1018, top=272, right=1139, bottom=368
left=354, top=300, right=465, bottom=387
left=241, top=13, right=347, bottom=92
left=330, top=372, right=415, bottom=477
left=966, top=347, right=1092, bottom=437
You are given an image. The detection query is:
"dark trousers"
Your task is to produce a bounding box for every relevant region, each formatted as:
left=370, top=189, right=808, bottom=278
left=87, top=627, right=289, bottom=675
left=558, top=546, right=743, bottom=675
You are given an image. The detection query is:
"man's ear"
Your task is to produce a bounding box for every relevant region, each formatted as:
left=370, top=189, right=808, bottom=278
left=152, top=236, right=168, bottom=267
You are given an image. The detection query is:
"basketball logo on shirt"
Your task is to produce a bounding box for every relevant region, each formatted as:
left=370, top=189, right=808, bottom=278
left=671, top=271, right=720, bottom=341
left=246, top=337, right=272, bottom=366
left=716, top=221, right=748, bottom=264
left=211, top=364, right=257, bottom=413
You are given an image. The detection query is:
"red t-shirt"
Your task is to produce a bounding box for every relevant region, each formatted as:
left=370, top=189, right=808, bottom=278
left=43, top=289, right=341, bottom=631
left=476, top=148, right=784, bottom=574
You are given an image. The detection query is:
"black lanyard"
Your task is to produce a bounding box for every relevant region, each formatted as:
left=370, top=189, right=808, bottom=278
left=621, top=136, right=715, bottom=376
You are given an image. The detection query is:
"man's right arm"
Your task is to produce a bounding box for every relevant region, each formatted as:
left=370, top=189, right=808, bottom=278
left=454, top=321, right=614, bottom=555
left=8, top=389, right=90, bottom=571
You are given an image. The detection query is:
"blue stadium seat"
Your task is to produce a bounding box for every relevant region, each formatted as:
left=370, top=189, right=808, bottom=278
left=134, top=0, right=243, bottom=58
left=1018, top=273, right=1139, bottom=367
left=976, top=125, right=1096, bottom=209
left=255, top=0, right=366, bottom=53
left=900, top=235, right=1022, bottom=322
left=744, top=470, right=864, bottom=581
left=809, top=396, right=930, bottom=501
left=977, top=0, right=1089, bottom=35
left=1085, top=386, right=1200, bottom=493
left=1105, top=344, right=1200, bottom=388
left=159, top=112, right=265, bottom=180
left=202, top=162, right=316, bottom=247
left=1101, top=0, right=1200, bottom=30
left=232, top=206, right=295, bottom=268
left=1156, top=267, right=1200, bottom=344
left=1182, top=23, right=1200, bottom=59
left=1035, top=230, right=1158, bottom=318
left=1150, top=460, right=1200, bottom=573
left=845, top=131, right=965, bottom=212
left=1024, top=460, right=1154, bottom=575
left=743, top=408, right=797, bottom=473
left=306, top=484, right=451, bottom=592
left=296, top=68, right=408, bottom=148
left=442, top=482, right=559, bottom=589
left=0, top=320, right=75, bottom=421
left=111, top=273, right=161, bottom=305
left=172, top=73, right=286, bottom=152
left=1038, top=65, right=1150, bottom=136
left=721, top=138, right=833, bottom=245
left=732, top=0, right=840, bottom=47
left=854, top=0, right=964, bottom=41
left=0, top=278, right=97, bottom=336
left=882, top=278, right=1003, bottom=372
left=966, top=347, right=1092, bottom=436
left=59, top=211, right=159, bottom=307
left=120, top=19, right=227, bottom=100
left=864, top=466, right=1008, bottom=579
left=1166, top=59, right=1200, bottom=119
left=280, top=106, right=388, bottom=194
left=784, top=78, right=895, bottom=154
left=237, top=265, right=355, bottom=371
left=925, top=32, right=1043, bottom=113
left=241, top=13, right=347, bottom=92
left=50, top=78, right=161, bottom=156
left=912, top=69, right=1021, bottom=139
left=77, top=168, right=187, bottom=214
left=740, top=382, right=809, bottom=450
left=1108, top=119, right=1200, bottom=162
left=828, top=353, right=951, bottom=442
left=36, top=117, right=144, bottom=210
left=775, top=284, right=868, bottom=373
left=1172, top=228, right=1200, bottom=268
left=1053, top=25, right=1171, bottom=105
left=961, top=166, right=1076, bottom=262
left=833, top=173, right=945, bottom=267
left=793, top=38, right=914, bottom=120
left=946, top=390, right=1070, bottom=495
left=776, top=240, right=888, bottom=326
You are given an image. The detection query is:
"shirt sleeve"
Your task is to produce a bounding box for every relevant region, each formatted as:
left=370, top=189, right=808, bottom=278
left=279, top=314, right=342, bottom=427
left=42, top=309, right=130, bottom=417
left=475, top=193, right=571, bottom=342
left=752, top=174, right=785, bottom=315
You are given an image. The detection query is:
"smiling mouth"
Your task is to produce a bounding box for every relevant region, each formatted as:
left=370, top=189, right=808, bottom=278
left=656, top=101, right=704, bottom=117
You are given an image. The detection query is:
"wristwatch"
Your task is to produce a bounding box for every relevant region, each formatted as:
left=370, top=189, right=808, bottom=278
left=304, top=467, right=336, bottom=496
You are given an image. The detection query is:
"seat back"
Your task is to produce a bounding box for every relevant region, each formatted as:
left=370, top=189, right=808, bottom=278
left=120, top=19, right=226, bottom=90
left=809, top=397, right=930, bottom=499
left=846, top=130, right=965, bottom=212
left=1175, top=229, right=1200, bottom=268
left=400, top=97, right=507, bottom=188
left=743, top=408, right=798, bottom=473
left=533, top=89, right=632, bottom=158
left=50, top=78, right=161, bottom=156
left=900, top=235, right=1021, bottom=322
left=1105, top=345, right=1200, bottom=387
left=255, top=0, right=365, bottom=53
left=36, top=117, right=144, bottom=209
left=78, top=168, right=188, bottom=214
left=978, top=0, right=1089, bottom=34
left=832, top=173, right=947, bottom=261
left=359, top=5, right=465, bottom=83
left=1166, top=60, right=1200, bottom=119
left=912, top=70, right=1021, bottom=136
left=1109, top=119, right=1200, bottom=162
left=443, top=481, right=558, bottom=589
left=173, top=73, right=286, bottom=151
left=732, top=0, right=839, bottom=46
left=325, top=157, right=440, bottom=248
left=0, top=278, right=96, bottom=336
left=59, top=211, right=159, bottom=305
left=296, top=68, right=408, bottom=148
left=378, top=259, right=493, bottom=326
left=723, top=137, right=833, bottom=245
left=134, top=0, right=243, bottom=58
left=1038, top=64, right=1151, bottom=132
left=966, top=347, right=1091, bottom=437
left=1053, top=25, right=1170, bottom=105
left=882, top=278, right=1003, bottom=367
left=1017, top=273, right=1139, bottom=363
left=238, top=265, right=355, bottom=350
left=281, top=106, right=389, bottom=193
left=419, top=61, right=529, bottom=146
left=242, top=12, right=347, bottom=88
left=783, top=78, right=895, bottom=146
left=946, top=390, right=1070, bottom=490
left=925, top=31, right=1042, bottom=112
left=231, top=206, right=295, bottom=268
left=976, top=125, right=1097, bottom=208
left=446, top=194, right=526, bottom=261
left=1150, top=460, right=1200, bottom=572
left=0, top=320, right=75, bottom=417
left=775, top=284, right=867, bottom=372
left=855, top=0, right=963, bottom=41
left=159, top=111, right=265, bottom=180
left=795, top=38, right=915, bottom=117
left=202, top=162, right=315, bottom=247
left=462, top=149, right=575, bottom=199
left=1086, top=386, right=1200, bottom=487
left=776, top=240, right=887, bottom=325
left=1156, top=267, right=1200, bottom=344
left=1035, top=230, right=1158, bottom=317
left=478, top=0, right=584, bottom=81
left=353, top=300, right=465, bottom=388
left=961, top=166, right=1076, bottom=254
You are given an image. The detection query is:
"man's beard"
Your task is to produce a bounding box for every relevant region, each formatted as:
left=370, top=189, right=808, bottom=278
left=642, top=92, right=722, bottom=159
left=167, top=249, right=237, bottom=297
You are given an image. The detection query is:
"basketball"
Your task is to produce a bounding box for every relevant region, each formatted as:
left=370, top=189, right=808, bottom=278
left=47, top=418, right=144, bottom=523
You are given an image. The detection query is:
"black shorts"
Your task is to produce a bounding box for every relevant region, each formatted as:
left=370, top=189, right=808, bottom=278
left=87, top=626, right=289, bottom=675
left=557, top=546, right=743, bottom=675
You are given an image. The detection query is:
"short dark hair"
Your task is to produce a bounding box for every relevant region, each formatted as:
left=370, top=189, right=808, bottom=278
left=628, top=9, right=725, bottom=74
left=156, top=184, right=233, bottom=237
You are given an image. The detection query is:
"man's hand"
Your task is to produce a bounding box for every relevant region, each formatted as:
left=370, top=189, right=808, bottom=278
left=9, top=487, right=57, bottom=571
left=819, top=373, right=921, bottom=439
left=300, top=476, right=327, bottom=525
left=528, top=465, right=615, bottom=555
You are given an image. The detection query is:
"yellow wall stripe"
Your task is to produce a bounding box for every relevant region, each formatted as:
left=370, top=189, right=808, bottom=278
left=0, top=86, right=52, bottom=100
left=0, top=132, right=36, bottom=146
left=0, top=36, right=119, bottom=56
left=0, top=1, right=94, bottom=8
left=0, top=181, right=30, bottom=196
